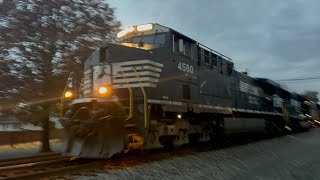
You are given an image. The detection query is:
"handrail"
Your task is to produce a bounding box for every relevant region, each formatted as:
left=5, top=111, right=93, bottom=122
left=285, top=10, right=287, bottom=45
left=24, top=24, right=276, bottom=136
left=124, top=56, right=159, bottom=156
left=59, top=72, right=75, bottom=118
left=117, top=64, right=133, bottom=120
left=132, top=67, right=148, bottom=128
left=59, top=88, right=66, bottom=119
left=78, top=78, right=84, bottom=98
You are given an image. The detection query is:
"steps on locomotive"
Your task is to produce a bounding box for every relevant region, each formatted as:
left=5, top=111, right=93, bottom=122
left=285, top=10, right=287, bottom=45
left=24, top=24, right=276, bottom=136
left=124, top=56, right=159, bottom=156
left=126, top=133, right=144, bottom=149
left=124, top=123, right=137, bottom=128
left=124, top=121, right=144, bottom=149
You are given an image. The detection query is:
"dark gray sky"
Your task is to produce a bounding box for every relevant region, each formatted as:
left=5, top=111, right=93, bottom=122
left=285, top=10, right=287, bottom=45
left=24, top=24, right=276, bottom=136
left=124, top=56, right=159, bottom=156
left=108, top=0, right=320, bottom=95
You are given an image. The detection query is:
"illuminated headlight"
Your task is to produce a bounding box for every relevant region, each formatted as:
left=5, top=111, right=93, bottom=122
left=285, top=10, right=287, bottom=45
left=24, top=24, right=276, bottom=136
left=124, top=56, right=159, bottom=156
left=117, top=26, right=135, bottom=38
left=98, top=85, right=111, bottom=97
left=177, top=114, right=182, bottom=119
left=99, top=86, right=108, bottom=94
left=137, top=24, right=153, bottom=32
left=64, top=90, right=74, bottom=98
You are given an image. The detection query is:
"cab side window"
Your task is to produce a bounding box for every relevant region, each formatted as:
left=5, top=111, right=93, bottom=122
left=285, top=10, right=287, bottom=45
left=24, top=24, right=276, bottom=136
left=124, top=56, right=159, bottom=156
left=173, top=35, right=179, bottom=53
left=211, top=53, right=217, bottom=67
left=197, top=46, right=202, bottom=61
left=184, top=41, right=191, bottom=57
left=220, top=61, right=223, bottom=74
left=204, top=50, right=209, bottom=64
left=173, top=34, right=193, bottom=58
left=227, top=63, right=233, bottom=76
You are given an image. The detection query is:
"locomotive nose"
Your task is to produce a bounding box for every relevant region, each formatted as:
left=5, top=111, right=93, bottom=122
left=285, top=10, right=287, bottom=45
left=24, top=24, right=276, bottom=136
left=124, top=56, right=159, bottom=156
left=63, top=101, right=125, bottom=158
left=64, top=115, right=125, bottom=158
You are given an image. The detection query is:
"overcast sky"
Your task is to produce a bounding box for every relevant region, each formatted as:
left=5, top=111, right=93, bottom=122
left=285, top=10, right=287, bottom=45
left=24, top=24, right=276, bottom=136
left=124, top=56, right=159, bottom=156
left=108, top=0, right=320, bottom=95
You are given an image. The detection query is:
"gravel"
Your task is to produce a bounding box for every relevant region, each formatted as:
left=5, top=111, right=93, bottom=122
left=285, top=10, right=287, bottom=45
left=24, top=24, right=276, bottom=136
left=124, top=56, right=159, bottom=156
left=75, top=129, right=320, bottom=180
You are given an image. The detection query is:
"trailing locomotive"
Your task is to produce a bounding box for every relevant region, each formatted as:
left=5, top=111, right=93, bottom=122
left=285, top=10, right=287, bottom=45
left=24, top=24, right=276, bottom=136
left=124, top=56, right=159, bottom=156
left=61, top=23, right=311, bottom=158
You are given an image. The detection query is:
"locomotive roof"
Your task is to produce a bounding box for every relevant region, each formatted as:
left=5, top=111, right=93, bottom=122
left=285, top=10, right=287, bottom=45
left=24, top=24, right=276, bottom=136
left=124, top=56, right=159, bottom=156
left=159, top=23, right=197, bottom=43
left=118, top=23, right=233, bottom=63
left=154, top=23, right=233, bottom=62
left=118, top=23, right=197, bottom=42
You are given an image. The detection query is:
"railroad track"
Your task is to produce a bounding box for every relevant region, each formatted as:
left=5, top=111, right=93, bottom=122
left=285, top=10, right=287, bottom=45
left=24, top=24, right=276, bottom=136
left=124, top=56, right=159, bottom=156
left=0, top=152, right=103, bottom=180
left=0, top=131, right=309, bottom=179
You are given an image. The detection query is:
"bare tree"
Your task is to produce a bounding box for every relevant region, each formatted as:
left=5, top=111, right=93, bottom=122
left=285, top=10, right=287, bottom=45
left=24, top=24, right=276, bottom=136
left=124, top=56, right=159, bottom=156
left=0, top=0, right=120, bottom=152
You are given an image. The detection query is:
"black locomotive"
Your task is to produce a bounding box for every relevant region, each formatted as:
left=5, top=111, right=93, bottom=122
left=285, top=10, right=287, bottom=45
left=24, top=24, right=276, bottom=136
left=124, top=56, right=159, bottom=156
left=61, top=23, right=312, bottom=158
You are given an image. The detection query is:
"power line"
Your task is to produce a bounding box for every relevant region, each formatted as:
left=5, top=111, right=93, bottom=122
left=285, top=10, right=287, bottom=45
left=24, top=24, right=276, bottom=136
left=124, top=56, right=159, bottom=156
left=277, top=76, right=320, bottom=82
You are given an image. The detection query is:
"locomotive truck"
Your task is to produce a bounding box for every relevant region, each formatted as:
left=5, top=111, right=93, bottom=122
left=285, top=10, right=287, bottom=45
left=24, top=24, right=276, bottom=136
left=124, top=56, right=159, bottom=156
left=61, top=23, right=311, bottom=158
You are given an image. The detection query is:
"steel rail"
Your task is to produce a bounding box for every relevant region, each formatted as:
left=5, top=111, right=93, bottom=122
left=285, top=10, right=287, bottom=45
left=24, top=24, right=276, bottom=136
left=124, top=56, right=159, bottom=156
left=3, top=162, right=103, bottom=180
left=0, top=157, right=69, bottom=171
left=0, top=152, right=61, bottom=166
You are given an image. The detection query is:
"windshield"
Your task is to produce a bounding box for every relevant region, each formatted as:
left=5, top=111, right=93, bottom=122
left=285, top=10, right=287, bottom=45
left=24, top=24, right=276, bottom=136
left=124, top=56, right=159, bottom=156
left=122, top=33, right=167, bottom=46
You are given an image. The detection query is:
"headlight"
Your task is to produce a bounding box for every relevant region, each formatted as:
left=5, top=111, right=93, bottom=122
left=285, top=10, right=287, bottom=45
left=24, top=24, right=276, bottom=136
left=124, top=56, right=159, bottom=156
left=64, top=90, right=74, bottom=98
left=99, top=86, right=108, bottom=94
left=177, top=114, right=182, bottom=119
left=117, top=26, right=135, bottom=38
left=98, top=86, right=112, bottom=97
left=137, top=24, right=153, bottom=32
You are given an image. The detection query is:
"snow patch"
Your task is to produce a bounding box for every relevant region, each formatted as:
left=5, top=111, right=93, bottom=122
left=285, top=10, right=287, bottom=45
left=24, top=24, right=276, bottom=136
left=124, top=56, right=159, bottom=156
left=61, top=5, right=70, bottom=11
left=15, top=2, right=25, bottom=10
left=26, top=3, right=35, bottom=11
left=0, top=20, right=9, bottom=28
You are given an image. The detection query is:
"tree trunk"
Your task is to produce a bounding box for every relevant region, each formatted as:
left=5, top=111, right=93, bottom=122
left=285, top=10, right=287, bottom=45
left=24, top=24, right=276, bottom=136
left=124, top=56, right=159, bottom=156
left=40, top=110, right=51, bottom=152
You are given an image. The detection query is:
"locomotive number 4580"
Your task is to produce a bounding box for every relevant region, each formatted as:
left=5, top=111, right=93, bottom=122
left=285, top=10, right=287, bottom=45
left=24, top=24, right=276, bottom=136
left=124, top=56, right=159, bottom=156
left=178, top=62, right=194, bottom=74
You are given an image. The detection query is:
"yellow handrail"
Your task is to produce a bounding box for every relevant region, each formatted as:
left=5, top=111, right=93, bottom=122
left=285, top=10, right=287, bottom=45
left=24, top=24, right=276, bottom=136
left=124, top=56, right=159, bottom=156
left=132, top=67, right=148, bottom=128
left=78, top=78, right=84, bottom=98
left=59, top=73, right=74, bottom=118
left=117, top=64, right=133, bottom=120
left=59, top=88, right=66, bottom=118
